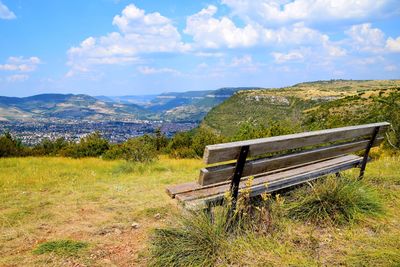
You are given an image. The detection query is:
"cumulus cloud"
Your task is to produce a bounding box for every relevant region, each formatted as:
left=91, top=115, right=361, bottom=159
left=67, top=4, right=189, bottom=76
left=183, top=4, right=346, bottom=54
left=272, top=51, right=305, bottom=63
left=221, top=0, right=396, bottom=24
left=184, top=5, right=259, bottom=49
left=386, top=37, right=400, bottom=52
left=0, top=1, right=16, bottom=20
left=0, top=56, right=41, bottom=72
left=346, top=23, right=385, bottom=52
left=64, top=2, right=396, bottom=80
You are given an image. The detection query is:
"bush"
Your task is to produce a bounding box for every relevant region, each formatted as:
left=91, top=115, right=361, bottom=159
left=286, top=176, right=383, bottom=225
left=103, top=136, right=157, bottom=163
left=61, top=132, right=109, bottom=158
left=232, top=120, right=299, bottom=141
left=0, top=131, right=25, bottom=157
left=167, top=131, right=193, bottom=151
left=169, top=147, right=199, bottom=159
left=31, top=138, right=68, bottom=156
left=191, top=127, right=225, bottom=157
left=167, top=127, right=225, bottom=158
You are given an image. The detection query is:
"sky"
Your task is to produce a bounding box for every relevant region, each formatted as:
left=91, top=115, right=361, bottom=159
left=0, top=0, right=400, bottom=97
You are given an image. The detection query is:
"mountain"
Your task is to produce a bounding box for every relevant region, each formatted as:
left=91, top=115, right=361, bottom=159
left=202, top=80, right=400, bottom=136
left=0, top=94, right=154, bottom=122
left=95, top=95, right=158, bottom=105
left=94, top=87, right=266, bottom=122
left=0, top=87, right=264, bottom=123
left=146, top=87, right=265, bottom=122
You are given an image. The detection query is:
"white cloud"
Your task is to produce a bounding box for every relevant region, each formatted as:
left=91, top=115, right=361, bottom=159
left=386, top=37, right=400, bottom=52
left=184, top=5, right=259, bottom=49
left=6, top=74, right=29, bottom=82
left=272, top=51, right=304, bottom=63
left=67, top=4, right=189, bottom=76
left=262, top=22, right=327, bottom=45
left=0, top=1, right=16, bottom=20
left=346, top=23, right=386, bottom=52
left=230, top=55, right=253, bottom=66
left=0, top=56, right=41, bottom=72
left=184, top=7, right=346, bottom=54
left=221, top=0, right=396, bottom=24
left=137, top=66, right=181, bottom=75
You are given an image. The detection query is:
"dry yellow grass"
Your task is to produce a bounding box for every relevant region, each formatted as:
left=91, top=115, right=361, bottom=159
left=0, top=156, right=202, bottom=266
left=0, top=154, right=399, bottom=266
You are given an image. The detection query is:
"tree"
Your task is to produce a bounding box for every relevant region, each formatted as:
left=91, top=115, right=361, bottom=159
left=0, top=131, right=24, bottom=157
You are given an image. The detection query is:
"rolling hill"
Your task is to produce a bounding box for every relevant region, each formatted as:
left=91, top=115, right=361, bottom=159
left=95, top=87, right=266, bottom=122
left=0, top=87, right=264, bottom=123
left=202, top=80, right=400, bottom=137
left=0, top=94, right=154, bottom=122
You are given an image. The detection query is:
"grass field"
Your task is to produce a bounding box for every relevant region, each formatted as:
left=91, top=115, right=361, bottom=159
left=0, top=155, right=399, bottom=266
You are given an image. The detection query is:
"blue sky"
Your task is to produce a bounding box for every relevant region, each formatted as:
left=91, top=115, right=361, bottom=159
left=0, top=0, right=400, bottom=97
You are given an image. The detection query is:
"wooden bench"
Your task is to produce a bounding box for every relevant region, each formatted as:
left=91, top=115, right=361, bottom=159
left=166, top=122, right=390, bottom=210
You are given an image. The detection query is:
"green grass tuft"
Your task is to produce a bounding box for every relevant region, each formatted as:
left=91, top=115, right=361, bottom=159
left=149, top=189, right=278, bottom=267
left=149, top=210, right=227, bottom=267
left=286, top=176, right=384, bottom=225
left=33, top=240, right=88, bottom=257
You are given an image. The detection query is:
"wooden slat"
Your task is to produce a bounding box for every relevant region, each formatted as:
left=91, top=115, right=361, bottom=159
left=183, top=156, right=363, bottom=210
left=166, top=181, right=201, bottom=198
left=167, top=157, right=334, bottom=198
left=177, top=155, right=361, bottom=203
left=198, top=137, right=383, bottom=185
left=203, top=122, right=389, bottom=164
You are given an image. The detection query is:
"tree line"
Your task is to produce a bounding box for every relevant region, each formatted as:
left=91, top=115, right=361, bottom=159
left=0, top=121, right=299, bottom=162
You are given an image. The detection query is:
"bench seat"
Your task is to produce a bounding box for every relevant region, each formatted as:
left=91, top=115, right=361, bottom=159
left=168, top=154, right=363, bottom=210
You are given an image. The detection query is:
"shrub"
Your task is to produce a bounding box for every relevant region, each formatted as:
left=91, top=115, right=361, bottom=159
left=153, top=128, right=169, bottom=151
left=191, top=127, right=225, bottom=157
left=232, top=120, right=299, bottom=141
left=167, top=131, right=193, bottom=151
left=169, top=147, right=199, bottom=159
left=31, top=137, right=68, bottom=156
left=103, top=136, right=157, bottom=163
left=61, top=132, right=109, bottom=158
left=0, top=131, right=25, bottom=157
left=286, top=176, right=383, bottom=225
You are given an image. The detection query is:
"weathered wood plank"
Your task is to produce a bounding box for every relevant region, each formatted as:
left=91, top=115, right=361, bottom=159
left=166, top=181, right=202, bottom=198
left=177, top=155, right=361, bottom=203
left=203, top=122, right=389, bottom=164
left=198, top=137, right=383, bottom=185
left=184, top=156, right=363, bottom=210
left=168, top=157, right=336, bottom=198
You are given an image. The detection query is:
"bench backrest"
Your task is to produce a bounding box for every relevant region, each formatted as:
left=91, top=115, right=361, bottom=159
left=199, top=122, right=390, bottom=186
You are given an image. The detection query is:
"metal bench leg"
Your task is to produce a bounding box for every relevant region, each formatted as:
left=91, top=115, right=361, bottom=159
left=335, top=172, right=341, bottom=178
left=227, top=145, right=249, bottom=220
left=359, top=126, right=380, bottom=180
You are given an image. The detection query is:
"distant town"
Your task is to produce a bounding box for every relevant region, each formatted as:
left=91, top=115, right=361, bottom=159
left=0, top=119, right=198, bottom=145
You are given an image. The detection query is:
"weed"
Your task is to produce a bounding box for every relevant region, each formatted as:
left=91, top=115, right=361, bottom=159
left=286, top=176, right=383, bottom=225
left=33, top=240, right=88, bottom=257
